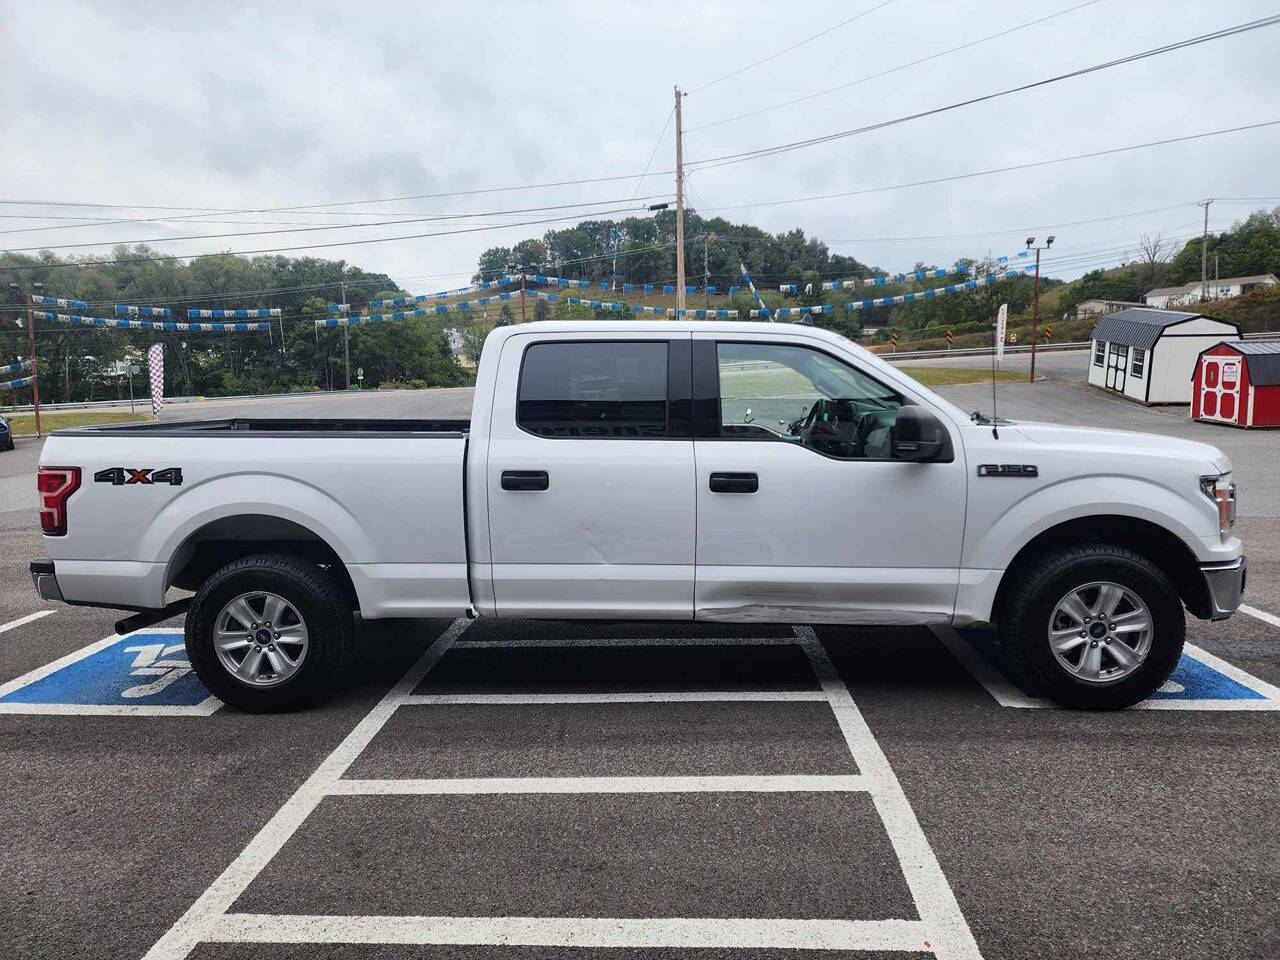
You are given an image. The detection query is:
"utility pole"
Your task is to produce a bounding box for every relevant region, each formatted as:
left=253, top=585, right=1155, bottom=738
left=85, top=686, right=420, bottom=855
left=9, top=282, right=43, bottom=437
left=1025, top=236, right=1054, bottom=384
left=703, top=233, right=713, bottom=308
left=1214, top=252, right=1220, bottom=300
left=1199, top=198, right=1213, bottom=303
left=338, top=276, right=350, bottom=389
left=674, top=86, right=686, bottom=317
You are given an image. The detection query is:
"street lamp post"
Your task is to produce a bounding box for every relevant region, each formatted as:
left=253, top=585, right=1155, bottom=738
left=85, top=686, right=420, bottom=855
left=1024, top=236, right=1054, bottom=383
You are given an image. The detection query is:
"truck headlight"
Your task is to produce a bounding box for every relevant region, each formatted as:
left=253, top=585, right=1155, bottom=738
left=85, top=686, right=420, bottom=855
left=1200, top=473, right=1237, bottom=538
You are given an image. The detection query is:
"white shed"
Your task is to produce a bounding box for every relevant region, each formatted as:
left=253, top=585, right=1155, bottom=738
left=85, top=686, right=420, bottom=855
left=1086, top=308, right=1240, bottom=404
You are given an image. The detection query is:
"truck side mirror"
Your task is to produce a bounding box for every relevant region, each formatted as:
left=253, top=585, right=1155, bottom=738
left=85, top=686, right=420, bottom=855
left=892, top=406, right=950, bottom=462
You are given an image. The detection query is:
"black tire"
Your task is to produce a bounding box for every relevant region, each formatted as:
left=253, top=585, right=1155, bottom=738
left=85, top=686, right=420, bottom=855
left=999, top=543, right=1184, bottom=710
left=185, top=553, right=353, bottom=713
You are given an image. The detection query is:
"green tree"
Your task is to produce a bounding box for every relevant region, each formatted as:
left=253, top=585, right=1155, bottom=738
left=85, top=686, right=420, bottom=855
left=461, top=322, right=494, bottom=364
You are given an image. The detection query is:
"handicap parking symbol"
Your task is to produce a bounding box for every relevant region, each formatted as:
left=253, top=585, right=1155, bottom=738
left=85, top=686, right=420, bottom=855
left=937, top=628, right=1280, bottom=711
left=0, top=630, right=220, bottom=715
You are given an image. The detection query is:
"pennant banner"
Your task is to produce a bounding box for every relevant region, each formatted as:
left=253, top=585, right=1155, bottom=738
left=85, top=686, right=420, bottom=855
left=317, top=292, right=518, bottom=327
left=115, top=304, right=173, bottom=317
left=809, top=264, right=968, bottom=293
left=840, top=267, right=1034, bottom=313
left=31, top=295, right=88, bottom=310
left=2, top=359, right=33, bottom=376
left=750, top=304, right=834, bottom=318
left=528, top=290, right=738, bottom=318
left=36, top=311, right=271, bottom=332
left=362, top=276, right=516, bottom=310
left=186, top=308, right=280, bottom=318
left=2, top=375, right=36, bottom=391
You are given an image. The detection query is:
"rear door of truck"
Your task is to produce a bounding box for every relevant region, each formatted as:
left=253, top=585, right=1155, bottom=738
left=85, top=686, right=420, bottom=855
left=482, top=330, right=696, bottom=619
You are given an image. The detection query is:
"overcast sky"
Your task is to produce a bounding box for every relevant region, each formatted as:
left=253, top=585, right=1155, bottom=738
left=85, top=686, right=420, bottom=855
left=3, top=0, right=1279, bottom=296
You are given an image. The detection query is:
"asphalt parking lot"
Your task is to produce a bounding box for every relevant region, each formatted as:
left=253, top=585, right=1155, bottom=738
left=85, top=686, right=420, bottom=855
left=2, top=371, right=1278, bottom=960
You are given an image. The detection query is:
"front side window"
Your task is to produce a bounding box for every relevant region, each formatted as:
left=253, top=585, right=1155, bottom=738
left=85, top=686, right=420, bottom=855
left=715, top=341, right=902, bottom=459
left=1093, top=340, right=1106, bottom=366
left=518, top=341, right=668, bottom=438
left=1130, top=348, right=1146, bottom=378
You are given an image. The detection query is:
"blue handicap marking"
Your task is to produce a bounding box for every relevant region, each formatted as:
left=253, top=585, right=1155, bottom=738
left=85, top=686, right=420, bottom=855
left=0, top=631, right=213, bottom=708
left=1149, top=654, right=1265, bottom=701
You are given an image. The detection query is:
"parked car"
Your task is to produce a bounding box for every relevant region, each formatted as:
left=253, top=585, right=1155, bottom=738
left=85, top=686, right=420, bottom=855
left=29, top=320, right=1245, bottom=712
left=0, top=413, right=13, bottom=451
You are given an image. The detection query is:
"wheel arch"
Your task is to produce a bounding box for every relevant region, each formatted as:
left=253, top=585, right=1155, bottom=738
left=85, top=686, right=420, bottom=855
left=165, top=514, right=360, bottom=612
left=989, top=515, right=1210, bottom=624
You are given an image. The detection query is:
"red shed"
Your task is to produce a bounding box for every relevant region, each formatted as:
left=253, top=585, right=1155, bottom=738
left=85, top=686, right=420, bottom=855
left=1192, top=340, right=1280, bottom=427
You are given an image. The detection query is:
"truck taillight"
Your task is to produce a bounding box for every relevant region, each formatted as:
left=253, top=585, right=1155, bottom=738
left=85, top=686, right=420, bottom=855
left=37, top=466, right=80, bottom=536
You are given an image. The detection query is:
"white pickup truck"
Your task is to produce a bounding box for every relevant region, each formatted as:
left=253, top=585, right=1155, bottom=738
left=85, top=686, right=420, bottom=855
left=30, top=320, right=1245, bottom=711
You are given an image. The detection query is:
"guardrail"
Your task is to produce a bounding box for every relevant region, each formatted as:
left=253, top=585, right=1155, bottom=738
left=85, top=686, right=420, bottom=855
left=882, top=341, right=1091, bottom=361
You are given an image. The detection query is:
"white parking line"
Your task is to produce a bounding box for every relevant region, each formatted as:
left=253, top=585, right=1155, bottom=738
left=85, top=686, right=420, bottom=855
left=209, top=914, right=933, bottom=951
left=146, top=621, right=981, bottom=959
left=0, top=609, right=53, bottom=634
left=1240, top=603, right=1280, bottom=630
left=142, top=617, right=471, bottom=960
left=331, top=774, right=870, bottom=795
left=796, top=626, right=982, bottom=960
left=401, top=690, right=830, bottom=705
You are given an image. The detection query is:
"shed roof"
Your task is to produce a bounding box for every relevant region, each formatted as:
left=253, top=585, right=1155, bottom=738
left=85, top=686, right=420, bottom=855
left=1204, top=339, right=1280, bottom=386
left=1092, top=308, right=1233, bottom=351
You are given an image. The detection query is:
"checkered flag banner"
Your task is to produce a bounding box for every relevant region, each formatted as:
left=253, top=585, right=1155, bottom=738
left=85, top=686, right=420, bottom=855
left=147, top=343, right=164, bottom=417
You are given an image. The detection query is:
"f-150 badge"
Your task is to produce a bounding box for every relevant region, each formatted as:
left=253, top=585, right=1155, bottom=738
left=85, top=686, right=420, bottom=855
left=977, top=464, right=1038, bottom=477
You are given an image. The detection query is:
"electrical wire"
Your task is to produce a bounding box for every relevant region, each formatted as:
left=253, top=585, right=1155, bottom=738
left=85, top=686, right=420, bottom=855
left=630, top=108, right=676, bottom=201
left=0, top=203, right=660, bottom=272
left=687, top=0, right=897, bottom=94
left=685, top=15, right=1280, bottom=170
left=687, top=0, right=1105, bottom=132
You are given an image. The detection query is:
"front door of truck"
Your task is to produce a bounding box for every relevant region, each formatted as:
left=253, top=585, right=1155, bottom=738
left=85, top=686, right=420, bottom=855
left=485, top=332, right=696, bottom=619
left=691, top=334, right=966, bottom=623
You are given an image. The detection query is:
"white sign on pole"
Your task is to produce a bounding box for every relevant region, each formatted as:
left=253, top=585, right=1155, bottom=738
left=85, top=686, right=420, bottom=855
left=995, top=303, right=1008, bottom=365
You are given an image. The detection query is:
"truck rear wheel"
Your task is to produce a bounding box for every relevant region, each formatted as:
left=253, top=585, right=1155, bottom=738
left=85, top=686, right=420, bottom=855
left=186, top=554, right=353, bottom=713
left=999, top=543, right=1184, bottom=710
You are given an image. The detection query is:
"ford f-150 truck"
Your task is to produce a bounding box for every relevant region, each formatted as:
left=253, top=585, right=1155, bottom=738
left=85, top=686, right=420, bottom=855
left=30, top=320, right=1245, bottom=712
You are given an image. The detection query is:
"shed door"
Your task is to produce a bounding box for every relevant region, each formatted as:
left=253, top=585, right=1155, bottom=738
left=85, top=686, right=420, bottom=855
left=1199, top=357, right=1240, bottom=422
left=1105, top=343, right=1128, bottom=391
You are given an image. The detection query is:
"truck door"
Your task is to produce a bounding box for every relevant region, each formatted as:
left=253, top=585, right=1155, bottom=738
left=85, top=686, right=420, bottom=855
left=690, top=333, right=966, bottom=623
left=485, top=332, right=696, bottom=619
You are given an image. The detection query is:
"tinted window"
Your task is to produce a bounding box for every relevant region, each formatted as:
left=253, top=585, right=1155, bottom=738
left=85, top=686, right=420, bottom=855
left=716, top=342, right=902, bottom=459
left=518, top=341, right=668, bottom=438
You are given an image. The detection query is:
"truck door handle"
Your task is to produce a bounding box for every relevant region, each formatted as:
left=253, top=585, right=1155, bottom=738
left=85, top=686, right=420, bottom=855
left=709, top=472, right=758, bottom=493
left=501, top=470, right=549, bottom=491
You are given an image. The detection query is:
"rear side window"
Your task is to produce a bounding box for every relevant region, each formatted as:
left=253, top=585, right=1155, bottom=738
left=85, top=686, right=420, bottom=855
left=518, top=341, right=669, bottom=438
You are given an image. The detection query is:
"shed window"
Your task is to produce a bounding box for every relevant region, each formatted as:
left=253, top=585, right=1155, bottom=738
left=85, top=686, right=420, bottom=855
left=1093, top=341, right=1106, bottom=366
left=1130, top=349, right=1146, bottom=379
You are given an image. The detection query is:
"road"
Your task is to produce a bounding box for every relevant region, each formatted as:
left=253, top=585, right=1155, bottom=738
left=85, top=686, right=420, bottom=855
left=1, top=373, right=1277, bottom=960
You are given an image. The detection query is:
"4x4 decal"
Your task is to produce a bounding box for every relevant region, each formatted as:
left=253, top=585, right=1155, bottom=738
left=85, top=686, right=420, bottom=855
left=94, top=467, right=184, bottom=486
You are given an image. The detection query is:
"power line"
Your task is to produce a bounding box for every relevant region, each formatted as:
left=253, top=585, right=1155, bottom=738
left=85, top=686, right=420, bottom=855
left=0, top=193, right=673, bottom=239
left=0, top=203, right=660, bottom=272
left=694, top=121, right=1280, bottom=208
left=630, top=108, right=676, bottom=201
left=687, top=0, right=897, bottom=94
left=687, top=0, right=1105, bottom=133
left=685, top=15, right=1280, bottom=170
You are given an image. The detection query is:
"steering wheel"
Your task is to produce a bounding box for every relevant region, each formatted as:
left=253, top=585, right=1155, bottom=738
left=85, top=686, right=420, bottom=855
left=801, top=399, right=844, bottom=454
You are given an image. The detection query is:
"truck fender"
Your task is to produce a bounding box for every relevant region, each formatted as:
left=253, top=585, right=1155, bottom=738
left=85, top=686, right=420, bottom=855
left=965, top=474, right=1211, bottom=572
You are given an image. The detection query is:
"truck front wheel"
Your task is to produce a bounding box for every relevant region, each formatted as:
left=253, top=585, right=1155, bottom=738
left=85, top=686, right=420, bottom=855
left=185, top=554, right=353, bottom=713
left=999, top=543, right=1184, bottom=710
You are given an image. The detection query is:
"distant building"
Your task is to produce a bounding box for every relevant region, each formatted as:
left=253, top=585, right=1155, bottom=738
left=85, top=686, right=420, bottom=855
left=1075, top=298, right=1144, bottom=320
left=1143, top=274, right=1278, bottom=309
left=1087, top=307, right=1240, bottom=404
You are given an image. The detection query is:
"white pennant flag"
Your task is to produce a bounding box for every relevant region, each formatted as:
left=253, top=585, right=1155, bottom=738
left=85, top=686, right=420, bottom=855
left=147, top=343, right=164, bottom=417
left=995, top=303, right=1008, bottom=364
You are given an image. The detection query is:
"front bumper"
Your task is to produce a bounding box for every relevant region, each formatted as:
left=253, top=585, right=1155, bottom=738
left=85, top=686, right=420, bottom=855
left=1200, top=555, right=1246, bottom=620
left=30, top=559, right=63, bottom=602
